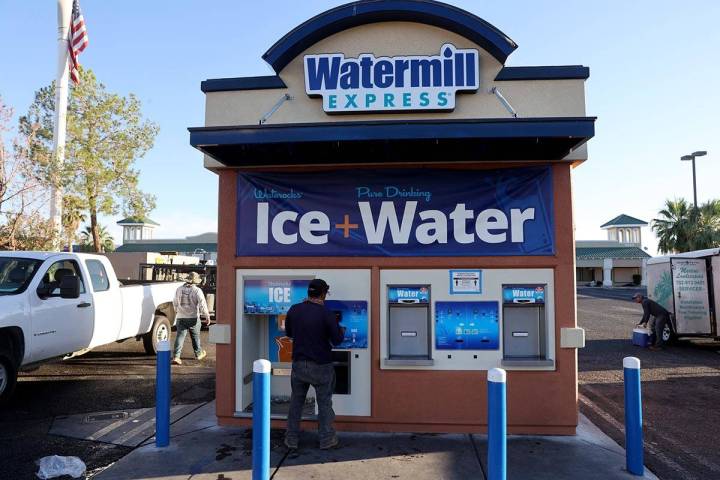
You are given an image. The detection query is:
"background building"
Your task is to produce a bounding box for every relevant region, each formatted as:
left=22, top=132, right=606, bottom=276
left=576, top=214, right=650, bottom=286
left=115, top=217, right=217, bottom=262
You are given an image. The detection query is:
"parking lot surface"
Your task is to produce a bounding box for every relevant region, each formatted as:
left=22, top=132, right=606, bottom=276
left=578, top=290, right=720, bottom=480
left=0, top=331, right=215, bottom=479
left=3, top=294, right=719, bottom=479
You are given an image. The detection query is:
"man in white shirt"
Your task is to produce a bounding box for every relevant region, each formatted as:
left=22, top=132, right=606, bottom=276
left=172, top=272, right=210, bottom=365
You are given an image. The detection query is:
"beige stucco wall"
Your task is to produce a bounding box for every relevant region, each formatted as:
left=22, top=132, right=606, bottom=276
left=202, top=21, right=589, bottom=168
left=613, top=267, right=640, bottom=284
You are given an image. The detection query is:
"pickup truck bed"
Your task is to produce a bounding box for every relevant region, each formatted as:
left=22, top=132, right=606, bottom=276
left=0, top=251, right=184, bottom=405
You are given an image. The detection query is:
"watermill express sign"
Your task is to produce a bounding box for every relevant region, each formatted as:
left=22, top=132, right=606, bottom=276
left=304, top=43, right=479, bottom=113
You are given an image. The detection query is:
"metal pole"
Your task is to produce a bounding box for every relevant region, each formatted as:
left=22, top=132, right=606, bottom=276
left=487, top=368, right=507, bottom=480
left=623, top=356, right=644, bottom=476
left=155, top=340, right=171, bottom=447
left=691, top=157, right=698, bottom=208
left=50, top=0, right=73, bottom=247
left=252, top=359, right=271, bottom=480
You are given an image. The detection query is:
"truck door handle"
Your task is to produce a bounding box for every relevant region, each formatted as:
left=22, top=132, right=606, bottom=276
left=77, top=302, right=92, bottom=308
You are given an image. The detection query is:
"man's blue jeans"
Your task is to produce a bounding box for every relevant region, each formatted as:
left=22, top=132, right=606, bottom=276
left=173, top=317, right=202, bottom=358
left=286, top=360, right=336, bottom=445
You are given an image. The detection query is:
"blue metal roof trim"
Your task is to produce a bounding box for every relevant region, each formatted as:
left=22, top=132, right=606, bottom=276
left=495, top=66, right=590, bottom=81
left=189, top=117, right=595, bottom=165
left=190, top=117, right=595, bottom=146
left=201, top=75, right=287, bottom=93
left=262, top=0, right=518, bottom=72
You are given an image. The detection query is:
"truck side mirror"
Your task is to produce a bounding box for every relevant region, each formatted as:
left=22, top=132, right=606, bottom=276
left=36, top=284, right=51, bottom=298
left=59, top=275, right=81, bottom=299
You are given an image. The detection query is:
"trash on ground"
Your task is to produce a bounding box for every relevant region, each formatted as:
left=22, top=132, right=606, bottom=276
left=36, top=455, right=87, bottom=479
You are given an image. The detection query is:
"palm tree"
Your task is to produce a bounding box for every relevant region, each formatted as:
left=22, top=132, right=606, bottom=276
left=692, top=200, right=720, bottom=250
left=652, top=199, right=694, bottom=254
left=653, top=198, right=720, bottom=253
left=61, top=195, right=86, bottom=252
left=80, top=224, right=115, bottom=253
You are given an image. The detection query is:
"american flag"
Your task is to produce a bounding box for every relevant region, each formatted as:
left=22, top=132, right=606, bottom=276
left=68, top=0, right=89, bottom=84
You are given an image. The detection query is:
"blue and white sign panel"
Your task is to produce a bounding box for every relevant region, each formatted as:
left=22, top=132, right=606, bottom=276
left=502, top=285, right=545, bottom=304
left=325, top=300, right=369, bottom=349
left=304, top=44, right=479, bottom=113
left=236, top=168, right=554, bottom=257
left=435, top=301, right=499, bottom=350
left=244, top=279, right=310, bottom=314
left=450, top=270, right=482, bottom=294
left=388, top=286, right=430, bottom=304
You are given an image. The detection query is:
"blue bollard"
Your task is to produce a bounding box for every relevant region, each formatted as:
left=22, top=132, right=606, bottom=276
left=155, top=339, right=171, bottom=448
left=623, top=356, right=644, bottom=476
left=487, top=368, right=507, bottom=480
left=252, top=359, right=271, bottom=480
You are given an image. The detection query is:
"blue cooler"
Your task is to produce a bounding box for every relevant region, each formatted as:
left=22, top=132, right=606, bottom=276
left=632, top=328, right=651, bottom=347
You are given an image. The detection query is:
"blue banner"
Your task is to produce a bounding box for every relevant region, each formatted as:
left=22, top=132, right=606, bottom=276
left=325, top=300, right=369, bottom=349
left=502, top=285, right=545, bottom=304
left=237, top=167, right=554, bottom=257
left=388, top=286, right=430, bottom=304
left=243, top=279, right=310, bottom=315
left=435, top=301, right=499, bottom=350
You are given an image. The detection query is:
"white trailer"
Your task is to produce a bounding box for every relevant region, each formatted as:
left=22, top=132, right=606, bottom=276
left=646, top=248, right=719, bottom=342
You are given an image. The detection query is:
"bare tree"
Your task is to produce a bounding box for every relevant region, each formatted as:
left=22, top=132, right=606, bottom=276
left=0, top=97, right=55, bottom=251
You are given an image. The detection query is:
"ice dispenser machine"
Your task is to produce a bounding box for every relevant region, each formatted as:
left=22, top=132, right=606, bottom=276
left=387, top=286, right=432, bottom=363
left=502, top=285, right=548, bottom=361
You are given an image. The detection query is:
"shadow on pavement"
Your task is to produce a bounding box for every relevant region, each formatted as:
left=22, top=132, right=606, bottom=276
left=581, top=373, right=720, bottom=480
left=579, top=339, right=720, bottom=373
left=96, top=426, right=482, bottom=480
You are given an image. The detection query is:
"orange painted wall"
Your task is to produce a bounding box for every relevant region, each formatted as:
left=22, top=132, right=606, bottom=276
left=213, top=162, right=578, bottom=434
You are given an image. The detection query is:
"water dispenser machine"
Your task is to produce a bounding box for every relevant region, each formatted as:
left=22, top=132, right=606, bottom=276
left=385, top=285, right=433, bottom=365
left=502, top=284, right=552, bottom=366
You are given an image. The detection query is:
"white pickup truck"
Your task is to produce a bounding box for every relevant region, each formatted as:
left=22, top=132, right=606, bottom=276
left=0, top=252, right=183, bottom=404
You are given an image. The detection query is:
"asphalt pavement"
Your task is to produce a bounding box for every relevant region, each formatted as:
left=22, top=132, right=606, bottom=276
left=577, top=289, right=720, bottom=480
left=577, top=286, right=647, bottom=302
left=0, top=330, right=216, bottom=479
left=3, top=291, right=719, bottom=479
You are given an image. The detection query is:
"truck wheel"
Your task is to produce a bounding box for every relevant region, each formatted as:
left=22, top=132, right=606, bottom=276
left=143, top=316, right=172, bottom=355
left=0, top=355, right=17, bottom=407
left=661, top=323, right=676, bottom=345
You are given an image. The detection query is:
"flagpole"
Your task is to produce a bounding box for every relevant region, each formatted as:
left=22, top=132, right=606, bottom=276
left=50, top=0, right=73, bottom=249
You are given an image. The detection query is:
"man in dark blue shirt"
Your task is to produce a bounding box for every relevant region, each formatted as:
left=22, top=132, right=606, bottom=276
left=284, top=279, right=345, bottom=450
left=633, top=293, right=671, bottom=350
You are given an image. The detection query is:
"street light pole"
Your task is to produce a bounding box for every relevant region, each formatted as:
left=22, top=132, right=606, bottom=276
left=691, top=157, right=697, bottom=208
left=680, top=151, right=707, bottom=209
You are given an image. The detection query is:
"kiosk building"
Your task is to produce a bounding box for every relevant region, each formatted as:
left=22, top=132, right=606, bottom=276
left=191, top=0, right=595, bottom=434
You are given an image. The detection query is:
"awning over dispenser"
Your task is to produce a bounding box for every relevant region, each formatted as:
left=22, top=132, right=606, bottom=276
left=189, top=117, right=595, bottom=167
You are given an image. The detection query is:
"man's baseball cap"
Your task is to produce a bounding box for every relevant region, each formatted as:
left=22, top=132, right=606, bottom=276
left=308, top=279, right=330, bottom=296
left=632, top=293, right=643, bottom=300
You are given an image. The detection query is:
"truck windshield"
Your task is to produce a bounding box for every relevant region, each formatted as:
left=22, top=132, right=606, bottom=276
left=0, top=257, right=42, bottom=295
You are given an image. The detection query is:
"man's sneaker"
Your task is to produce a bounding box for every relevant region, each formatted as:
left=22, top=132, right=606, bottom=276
left=172, top=357, right=182, bottom=365
left=319, top=435, right=339, bottom=450
left=196, top=350, right=207, bottom=361
left=284, top=436, right=299, bottom=450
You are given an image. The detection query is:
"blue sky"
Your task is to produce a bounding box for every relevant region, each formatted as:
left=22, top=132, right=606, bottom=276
left=2, top=1, right=719, bottom=253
